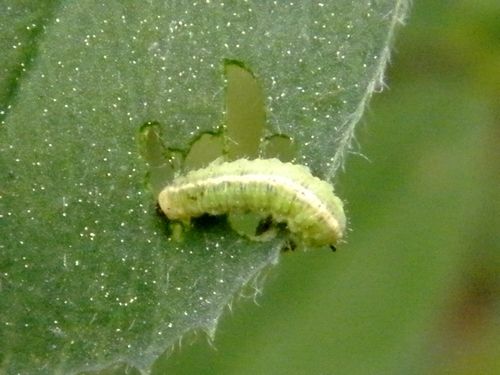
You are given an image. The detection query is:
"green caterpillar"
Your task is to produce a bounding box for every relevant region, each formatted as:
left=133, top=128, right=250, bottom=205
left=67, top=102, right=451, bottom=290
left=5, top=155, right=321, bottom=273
left=158, top=158, right=346, bottom=249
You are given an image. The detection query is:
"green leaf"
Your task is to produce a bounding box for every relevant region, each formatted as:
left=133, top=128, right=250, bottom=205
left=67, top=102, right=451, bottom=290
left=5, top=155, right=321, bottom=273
left=0, top=1, right=408, bottom=373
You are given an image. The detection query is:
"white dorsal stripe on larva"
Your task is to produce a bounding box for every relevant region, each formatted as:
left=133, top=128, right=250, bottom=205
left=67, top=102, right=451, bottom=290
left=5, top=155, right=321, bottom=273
left=163, top=172, right=342, bottom=235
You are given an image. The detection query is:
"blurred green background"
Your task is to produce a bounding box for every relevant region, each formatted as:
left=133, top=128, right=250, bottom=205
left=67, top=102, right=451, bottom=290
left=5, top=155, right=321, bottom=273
left=155, top=1, right=500, bottom=374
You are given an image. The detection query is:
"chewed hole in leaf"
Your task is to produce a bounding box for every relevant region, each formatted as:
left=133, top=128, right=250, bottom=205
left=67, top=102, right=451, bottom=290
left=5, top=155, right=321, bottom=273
left=224, top=60, right=266, bottom=160
left=138, top=121, right=184, bottom=195
left=184, top=132, right=225, bottom=170
left=139, top=60, right=298, bottom=205
left=261, top=134, right=296, bottom=161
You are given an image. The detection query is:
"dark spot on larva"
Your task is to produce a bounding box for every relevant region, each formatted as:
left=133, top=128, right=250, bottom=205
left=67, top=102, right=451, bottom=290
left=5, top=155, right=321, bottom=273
left=329, top=245, right=337, bottom=252
left=187, top=193, right=198, bottom=201
left=255, top=215, right=273, bottom=235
